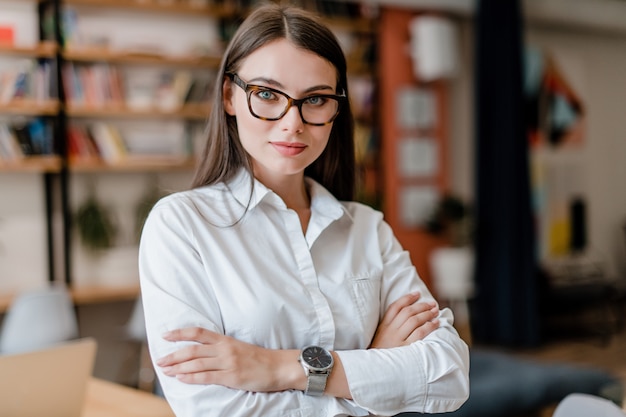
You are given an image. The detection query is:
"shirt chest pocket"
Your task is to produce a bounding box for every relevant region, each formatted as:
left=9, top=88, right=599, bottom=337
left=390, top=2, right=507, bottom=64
left=347, top=270, right=382, bottom=330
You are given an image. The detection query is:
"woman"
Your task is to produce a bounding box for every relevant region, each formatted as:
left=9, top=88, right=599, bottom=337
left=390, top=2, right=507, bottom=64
left=139, top=4, right=469, bottom=416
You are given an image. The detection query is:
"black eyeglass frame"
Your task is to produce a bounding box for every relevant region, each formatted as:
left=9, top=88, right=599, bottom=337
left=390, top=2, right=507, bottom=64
left=228, top=73, right=346, bottom=126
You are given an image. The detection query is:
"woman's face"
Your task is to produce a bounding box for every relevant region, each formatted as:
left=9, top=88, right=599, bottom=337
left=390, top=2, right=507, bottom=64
left=223, top=38, right=338, bottom=183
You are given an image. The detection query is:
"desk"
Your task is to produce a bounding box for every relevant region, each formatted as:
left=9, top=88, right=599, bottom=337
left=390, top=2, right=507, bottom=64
left=83, top=378, right=174, bottom=417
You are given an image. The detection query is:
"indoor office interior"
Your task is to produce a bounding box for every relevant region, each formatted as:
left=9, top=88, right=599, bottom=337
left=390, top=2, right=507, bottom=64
left=0, top=0, right=625, bottom=416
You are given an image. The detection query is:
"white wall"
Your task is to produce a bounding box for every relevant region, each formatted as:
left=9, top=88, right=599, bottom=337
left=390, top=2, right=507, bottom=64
left=0, top=0, right=38, bottom=47
left=0, top=174, right=48, bottom=292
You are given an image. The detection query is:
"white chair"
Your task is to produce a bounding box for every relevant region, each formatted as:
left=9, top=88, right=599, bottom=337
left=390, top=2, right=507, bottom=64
left=552, top=393, right=625, bottom=417
left=430, top=246, right=475, bottom=343
left=119, top=297, right=159, bottom=393
left=125, top=296, right=147, bottom=342
left=0, top=285, right=79, bottom=354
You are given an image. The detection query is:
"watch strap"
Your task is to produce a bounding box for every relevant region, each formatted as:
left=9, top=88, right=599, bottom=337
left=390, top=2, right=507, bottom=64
left=305, top=372, right=328, bottom=397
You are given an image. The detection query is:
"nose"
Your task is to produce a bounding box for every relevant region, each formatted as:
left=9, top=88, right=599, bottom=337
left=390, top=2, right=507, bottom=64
left=279, top=104, right=305, bottom=132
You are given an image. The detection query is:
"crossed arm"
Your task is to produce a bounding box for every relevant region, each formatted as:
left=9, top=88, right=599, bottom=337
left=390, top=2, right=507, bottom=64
left=156, top=291, right=440, bottom=399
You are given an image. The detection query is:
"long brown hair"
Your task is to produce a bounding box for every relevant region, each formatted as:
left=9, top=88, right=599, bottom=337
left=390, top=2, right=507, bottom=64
left=191, top=3, right=355, bottom=201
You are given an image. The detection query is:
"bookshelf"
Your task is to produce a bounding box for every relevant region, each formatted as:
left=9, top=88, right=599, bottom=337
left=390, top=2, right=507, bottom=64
left=0, top=99, right=60, bottom=117
left=65, top=104, right=211, bottom=120
left=63, top=0, right=233, bottom=17
left=51, top=0, right=223, bottom=291
left=0, top=40, right=57, bottom=58
left=0, top=0, right=382, bottom=300
left=63, top=47, right=221, bottom=68
left=0, top=0, right=62, bottom=291
left=0, top=155, right=61, bottom=172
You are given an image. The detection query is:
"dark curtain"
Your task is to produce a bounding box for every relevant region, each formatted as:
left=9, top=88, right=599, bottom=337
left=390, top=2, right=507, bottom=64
left=471, top=0, right=540, bottom=347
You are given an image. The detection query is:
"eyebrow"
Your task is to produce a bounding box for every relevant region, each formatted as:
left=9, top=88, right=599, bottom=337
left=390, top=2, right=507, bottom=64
left=247, top=77, right=335, bottom=94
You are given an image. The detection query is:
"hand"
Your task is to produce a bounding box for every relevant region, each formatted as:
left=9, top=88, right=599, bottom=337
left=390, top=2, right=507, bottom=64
left=156, top=327, right=295, bottom=392
left=370, top=292, right=440, bottom=349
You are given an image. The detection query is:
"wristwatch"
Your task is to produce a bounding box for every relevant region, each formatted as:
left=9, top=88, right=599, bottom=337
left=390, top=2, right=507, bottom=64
left=299, top=345, right=334, bottom=396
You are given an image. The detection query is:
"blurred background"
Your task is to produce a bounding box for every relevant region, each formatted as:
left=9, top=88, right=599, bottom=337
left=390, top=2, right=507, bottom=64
left=0, top=0, right=625, bottom=415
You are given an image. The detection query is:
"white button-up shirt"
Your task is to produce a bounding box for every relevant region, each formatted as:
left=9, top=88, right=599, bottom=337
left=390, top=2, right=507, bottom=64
left=139, top=170, right=469, bottom=417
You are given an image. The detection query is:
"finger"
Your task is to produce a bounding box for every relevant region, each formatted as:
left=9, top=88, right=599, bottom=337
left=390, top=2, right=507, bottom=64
left=392, top=301, right=437, bottom=329
left=157, top=343, right=217, bottom=367
left=175, top=369, right=229, bottom=385
left=381, top=292, right=421, bottom=325
left=162, top=327, right=221, bottom=343
left=396, top=305, right=439, bottom=340
left=405, top=318, right=440, bottom=344
left=161, top=356, right=222, bottom=376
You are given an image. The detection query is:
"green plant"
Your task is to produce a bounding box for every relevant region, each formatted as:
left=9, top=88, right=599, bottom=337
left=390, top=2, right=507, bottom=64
left=75, top=194, right=117, bottom=252
left=424, top=193, right=473, bottom=246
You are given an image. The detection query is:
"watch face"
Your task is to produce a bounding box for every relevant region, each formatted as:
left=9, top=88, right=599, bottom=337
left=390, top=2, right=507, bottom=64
left=302, top=346, right=333, bottom=370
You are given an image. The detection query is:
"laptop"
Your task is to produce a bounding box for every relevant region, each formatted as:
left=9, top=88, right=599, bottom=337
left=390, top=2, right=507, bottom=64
left=0, top=337, right=97, bottom=417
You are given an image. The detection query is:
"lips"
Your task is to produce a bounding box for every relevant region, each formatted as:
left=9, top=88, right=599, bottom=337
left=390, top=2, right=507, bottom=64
left=270, top=141, right=307, bottom=156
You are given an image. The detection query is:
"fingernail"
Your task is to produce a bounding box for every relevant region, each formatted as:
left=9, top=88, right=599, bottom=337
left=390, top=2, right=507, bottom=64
left=162, top=331, right=173, bottom=339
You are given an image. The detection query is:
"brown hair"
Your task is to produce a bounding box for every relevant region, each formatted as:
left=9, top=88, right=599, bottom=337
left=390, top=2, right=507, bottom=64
left=191, top=3, right=355, bottom=201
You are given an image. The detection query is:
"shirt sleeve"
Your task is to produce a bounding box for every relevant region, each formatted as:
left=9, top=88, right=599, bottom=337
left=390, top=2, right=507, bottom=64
left=336, top=218, right=470, bottom=415
left=138, top=200, right=305, bottom=417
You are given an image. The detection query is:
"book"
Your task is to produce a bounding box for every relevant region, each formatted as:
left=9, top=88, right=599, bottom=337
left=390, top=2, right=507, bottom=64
left=0, top=124, right=24, bottom=161
left=0, top=25, right=14, bottom=46
left=89, top=122, right=126, bottom=163
left=11, top=123, right=34, bottom=155
left=27, top=118, right=53, bottom=155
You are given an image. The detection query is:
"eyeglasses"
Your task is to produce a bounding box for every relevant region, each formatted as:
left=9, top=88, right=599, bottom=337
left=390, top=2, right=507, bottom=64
left=228, top=73, right=345, bottom=126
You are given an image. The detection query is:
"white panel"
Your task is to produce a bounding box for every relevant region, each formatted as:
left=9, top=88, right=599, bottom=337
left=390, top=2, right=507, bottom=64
left=0, top=174, right=48, bottom=292
left=0, top=1, right=38, bottom=47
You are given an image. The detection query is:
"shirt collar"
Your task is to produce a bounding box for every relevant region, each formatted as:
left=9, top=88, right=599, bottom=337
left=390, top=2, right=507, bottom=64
left=224, top=168, right=351, bottom=222
left=306, top=177, right=352, bottom=222
left=226, top=168, right=270, bottom=210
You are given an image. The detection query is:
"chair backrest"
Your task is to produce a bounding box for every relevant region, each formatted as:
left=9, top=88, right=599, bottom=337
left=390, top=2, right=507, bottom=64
left=552, top=393, right=625, bottom=417
left=125, top=296, right=147, bottom=341
left=0, top=285, right=79, bottom=354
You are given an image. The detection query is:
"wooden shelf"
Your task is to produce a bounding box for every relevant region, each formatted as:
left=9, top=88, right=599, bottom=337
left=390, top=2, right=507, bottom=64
left=0, top=155, right=62, bottom=173
left=71, top=284, right=140, bottom=306
left=0, top=41, right=58, bottom=58
left=63, top=47, right=222, bottom=68
left=0, top=99, right=61, bottom=116
left=70, top=155, right=196, bottom=172
left=64, top=0, right=233, bottom=17
left=0, top=284, right=141, bottom=313
left=66, top=103, right=210, bottom=120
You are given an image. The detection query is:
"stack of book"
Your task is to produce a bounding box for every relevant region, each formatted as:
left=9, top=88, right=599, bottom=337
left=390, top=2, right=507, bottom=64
left=0, top=119, right=55, bottom=161
left=0, top=59, right=57, bottom=103
left=63, top=63, right=212, bottom=111
left=67, top=121, right=190, bottom=164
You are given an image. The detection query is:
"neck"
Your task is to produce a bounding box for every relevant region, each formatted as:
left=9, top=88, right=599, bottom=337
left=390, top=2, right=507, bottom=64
left=254, top=170, right=309, bottom=210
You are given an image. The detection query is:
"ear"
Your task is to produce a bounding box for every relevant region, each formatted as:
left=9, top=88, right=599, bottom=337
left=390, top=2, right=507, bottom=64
left=223, top=77, right=236, bottom=116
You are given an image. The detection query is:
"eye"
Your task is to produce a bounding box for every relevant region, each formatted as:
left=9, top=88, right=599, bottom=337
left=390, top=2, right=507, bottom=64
left=253, top=89, right=277, bottom=101
left=305, top=96, right=327, bottom=106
